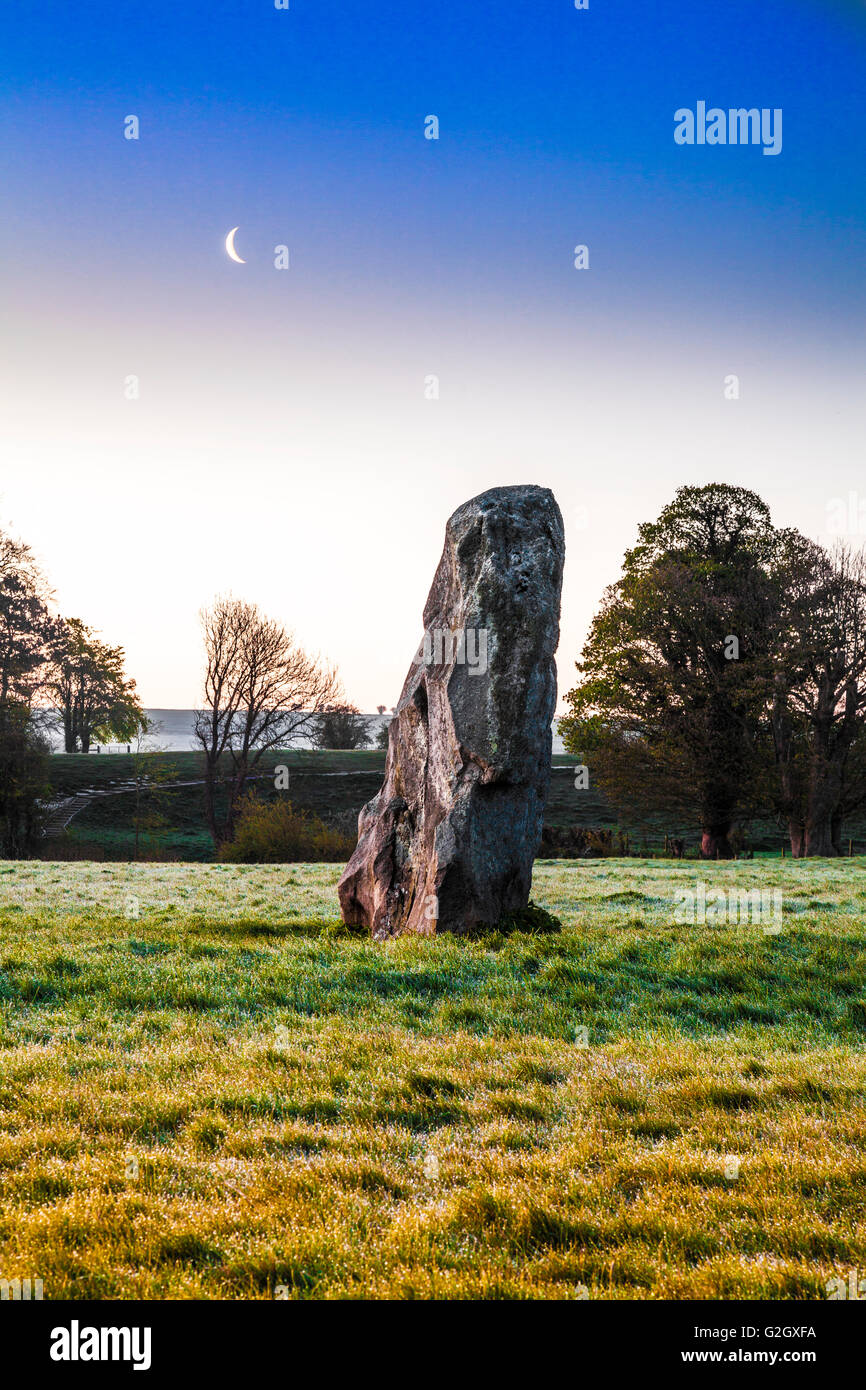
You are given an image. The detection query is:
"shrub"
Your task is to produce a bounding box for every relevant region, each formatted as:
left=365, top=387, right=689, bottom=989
left=311, top=708, right=373, bottom=750
left=538, top=826, right=625, bottom=858
left=219, top=796, right=356, bottom=863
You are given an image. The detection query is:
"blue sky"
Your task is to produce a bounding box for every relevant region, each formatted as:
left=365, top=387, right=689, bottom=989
left=1, top=1, right=864, bottom=707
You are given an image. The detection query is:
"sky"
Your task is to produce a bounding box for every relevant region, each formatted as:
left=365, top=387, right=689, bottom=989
left=1, top=0, right=865, bottom=710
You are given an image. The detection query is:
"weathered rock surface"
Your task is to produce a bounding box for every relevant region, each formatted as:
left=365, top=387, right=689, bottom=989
left=338, top=484, right=565, bottom=937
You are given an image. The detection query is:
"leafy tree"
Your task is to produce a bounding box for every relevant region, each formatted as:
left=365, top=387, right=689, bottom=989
left=0, top=701, right=50, bottom=856
left=560, top=485, right=780, bottom=857
left=562, top=486, right=866, bottom=857
left=49, top=618, right=144, bottom=753
left=374, top=705, right=396, bottom=750
left=312, top=705, right=373, bottom=750
left=767, top=538, right=866, bottom=855
left=0, top=528, right=59, bottom=854
left=0, top=529, right=61, bottom=710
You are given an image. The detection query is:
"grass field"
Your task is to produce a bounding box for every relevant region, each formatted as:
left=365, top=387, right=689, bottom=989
left=0, top=857, right=864, bottom=1299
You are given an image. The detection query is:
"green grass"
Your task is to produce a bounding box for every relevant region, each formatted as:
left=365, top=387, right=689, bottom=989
left=46, top=748, right=389, bottom=797
left=0, top=858, right=864, bottom=1299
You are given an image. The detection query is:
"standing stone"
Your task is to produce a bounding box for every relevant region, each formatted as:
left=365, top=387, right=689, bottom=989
left=338, top=484, right=565, bottom=937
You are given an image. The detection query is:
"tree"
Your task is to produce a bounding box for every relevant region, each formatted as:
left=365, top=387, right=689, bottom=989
left=194, top=596, right=344, bottom=846
left=375, top=705, right=397, bottom=749
left=0, top=528, right=59, bottom=854
left=0, top=529, right=61, bottom=711
left=560, top=485, right=780, bottom=857
left=311, top=705, right=372, bottom=750
left=49, top=618, right=144, bottom=753
left=767, top=539, right=866, bottom=855
left=561, top=486, right=866, bottom=858
left=833, top=726, right=866, bottom=852
left=0, top=700, right=50, bottom=856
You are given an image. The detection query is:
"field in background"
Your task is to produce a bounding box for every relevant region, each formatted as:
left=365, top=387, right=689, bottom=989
left=46, top=749, right=866, bottom=860
left=47, top=752, right=594, bottom=861
left=46, top=748, right=386, bottom=795
left=46, top=750, right=388, bottom=861
left=0, top=858, right=864, bottom=1299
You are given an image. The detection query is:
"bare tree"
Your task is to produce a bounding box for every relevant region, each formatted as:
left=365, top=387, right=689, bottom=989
left=194, top=596, right=343, bottom=846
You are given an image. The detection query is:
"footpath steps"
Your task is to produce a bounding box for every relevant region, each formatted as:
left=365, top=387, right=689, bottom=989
left=42, top=793, right=95, bottom=836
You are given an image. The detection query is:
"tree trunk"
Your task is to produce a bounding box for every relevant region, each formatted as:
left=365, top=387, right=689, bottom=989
left=805, top=744, right=842, bottom=856
left=701, top=825, right=733, bottom=859
left=788, top=820, right=805, bottom=857
left=203, top=768, right=224, bottom=848
left=224, top=761, right=249, bottom=844
left=804, top=816, right=838, bottom=857
left=831, top=809, right=844, bottom=856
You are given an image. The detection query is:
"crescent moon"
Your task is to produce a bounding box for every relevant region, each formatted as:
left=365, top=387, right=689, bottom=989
left=225, top=227, right=246, bottom=264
